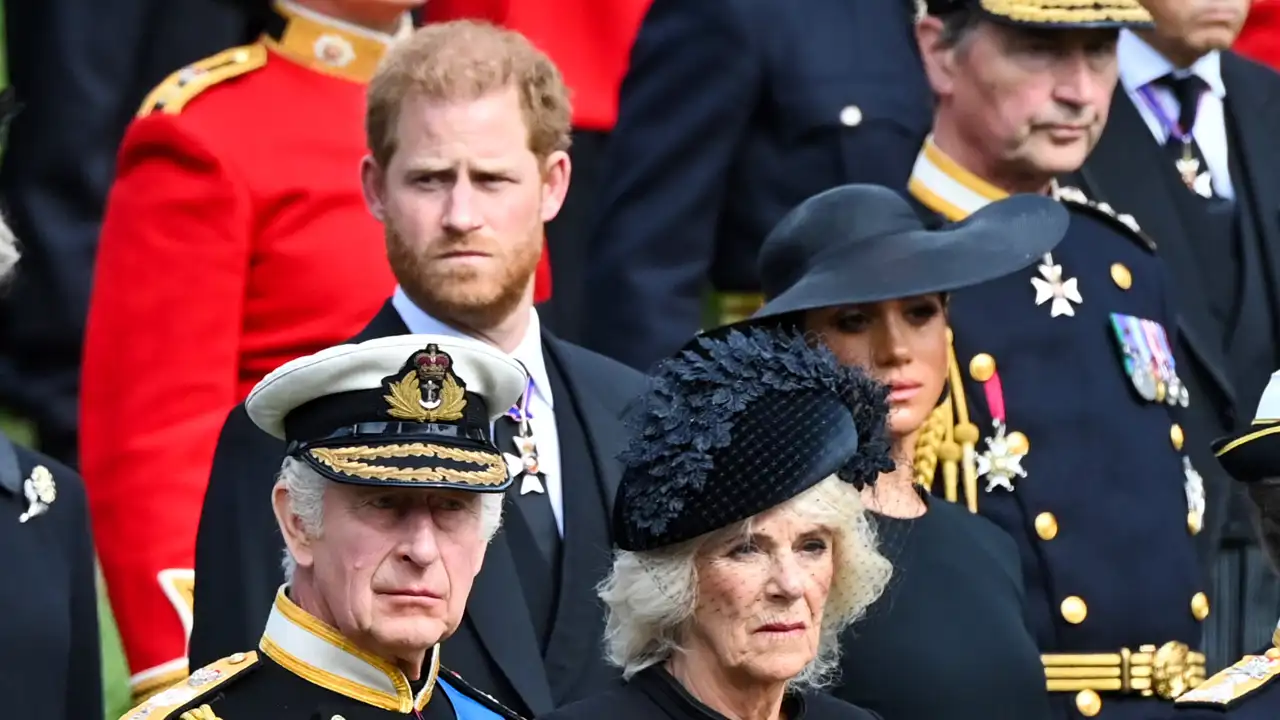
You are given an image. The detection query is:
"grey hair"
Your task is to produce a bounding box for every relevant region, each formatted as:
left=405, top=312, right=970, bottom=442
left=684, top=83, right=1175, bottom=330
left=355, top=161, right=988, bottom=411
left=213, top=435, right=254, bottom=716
left=275, top=456, right=505, bottom=583
left=0, top=213, right=21, bottom=284
left=598, top=475, right=892, bottom=690
left=1247, top=477, right=1280, bottom=573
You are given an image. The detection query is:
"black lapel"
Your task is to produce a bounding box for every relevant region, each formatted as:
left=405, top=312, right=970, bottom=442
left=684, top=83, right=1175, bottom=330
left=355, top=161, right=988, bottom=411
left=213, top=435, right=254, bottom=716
left=462, top=530, right=555, bottom=714
left=1077, top=91, right=1236, bottom=405
left=1221, top=52, right=1280, bottom=346
left=540, top=335, right=627, bottom=510
left=352, top=299, right=409, bottom=341
left=539, top=342, right=616, bottom=690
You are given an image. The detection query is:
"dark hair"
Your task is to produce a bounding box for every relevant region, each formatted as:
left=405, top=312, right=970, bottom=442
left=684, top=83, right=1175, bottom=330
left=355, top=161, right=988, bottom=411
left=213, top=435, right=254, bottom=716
left=937, top=7, right=982, bottom=48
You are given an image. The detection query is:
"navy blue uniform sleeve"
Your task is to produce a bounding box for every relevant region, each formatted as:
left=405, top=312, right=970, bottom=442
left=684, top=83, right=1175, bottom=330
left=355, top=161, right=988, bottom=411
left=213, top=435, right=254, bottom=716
left=582, top=0, right=763, bottom=371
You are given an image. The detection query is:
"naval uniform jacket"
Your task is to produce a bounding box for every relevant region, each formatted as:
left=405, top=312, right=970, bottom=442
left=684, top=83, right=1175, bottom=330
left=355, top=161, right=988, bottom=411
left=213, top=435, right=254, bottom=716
left=119, top=589, right=524, bottom=720
left=910, top=140, right=1207, bottom=720
left=0, top=437, right=101, bottom=720
left=189, top=299, right=646, bottom=718
left=537, top=665, right=882, bottom=720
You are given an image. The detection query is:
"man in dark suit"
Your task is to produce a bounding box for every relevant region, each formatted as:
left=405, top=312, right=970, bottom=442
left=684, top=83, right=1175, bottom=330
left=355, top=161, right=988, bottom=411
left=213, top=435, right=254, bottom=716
left=578, top=0, right=935, bottom=372
left=1066, top=0, right=1280, bottom=669
left=0, top=0, right=260, bottom=465
left=187, top=21, right=645, bottom=718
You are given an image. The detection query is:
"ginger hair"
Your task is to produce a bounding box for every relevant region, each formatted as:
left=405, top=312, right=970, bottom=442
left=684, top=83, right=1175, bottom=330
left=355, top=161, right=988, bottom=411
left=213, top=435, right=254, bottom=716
left=365, top=20, right=573, bottom=168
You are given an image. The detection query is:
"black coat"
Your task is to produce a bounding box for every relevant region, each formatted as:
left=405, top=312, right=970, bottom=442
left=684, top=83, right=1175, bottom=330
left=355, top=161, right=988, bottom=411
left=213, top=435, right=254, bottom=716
left=0, top=437, right=101, bottom=720
left=189, top=300, right=647, bottom=718
left=538, top=666, right=881, bottom=720
left=579, top=0, right=933, bottom=372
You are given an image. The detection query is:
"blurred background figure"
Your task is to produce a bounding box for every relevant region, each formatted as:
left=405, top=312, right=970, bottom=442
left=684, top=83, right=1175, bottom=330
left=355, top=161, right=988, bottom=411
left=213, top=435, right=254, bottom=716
left=542, top=328, right=891, bottom=720
left=79, top=0, right=433, bottom=704
left=578, top=0, right=934, bottom=372
left=0, top=0, right=260, bottom=466
left=1070, top=0, right=1280, bottom=669
left=0, top=209, right=102, bottom=720
left=1235, top=0, right=1280, bottom=70
left=423, top=0, right=652, bottom=342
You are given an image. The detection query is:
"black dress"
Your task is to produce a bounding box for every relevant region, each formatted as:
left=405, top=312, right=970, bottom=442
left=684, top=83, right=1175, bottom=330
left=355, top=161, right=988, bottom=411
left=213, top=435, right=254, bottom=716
left=830, top=493, right=1053, bottom=719
left=0, top=436, right=101, bottom=720
left=538, top=665, right=880, bottom=719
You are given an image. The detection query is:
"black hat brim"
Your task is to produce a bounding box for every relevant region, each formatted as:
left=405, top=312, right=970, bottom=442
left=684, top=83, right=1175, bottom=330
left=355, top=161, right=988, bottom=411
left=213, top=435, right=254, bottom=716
left=749, top=193, right=1069, bottom=321
left=1212, top=423, right=1280, bottom=485
left=299, top=434, right=512, bottom=492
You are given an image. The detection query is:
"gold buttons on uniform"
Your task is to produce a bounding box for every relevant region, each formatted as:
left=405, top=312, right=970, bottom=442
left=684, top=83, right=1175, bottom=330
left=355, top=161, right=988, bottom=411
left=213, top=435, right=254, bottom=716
left=1110, top=263, right=1132, bottom=290
left=1266, top=648, right=1280, bottom=660
left=839, top=105, right=863, bottom=127
left=1171, top=423, right=1185, bottom=451
left=1060, top=596, right=1090, bottom=625
left=1191, top=592, right=1210, bottom=621
left=1035, top=512, right=1059, bottom=540
left=1006, top=431, right=1029, bottom=456
left=1075, top=689, right=1102, bottom=717
left=969, top=353, right=996, bottom=382
left=1061, top=596, right=1088, bottom=624
left=228, top=653, right=247, bottom=665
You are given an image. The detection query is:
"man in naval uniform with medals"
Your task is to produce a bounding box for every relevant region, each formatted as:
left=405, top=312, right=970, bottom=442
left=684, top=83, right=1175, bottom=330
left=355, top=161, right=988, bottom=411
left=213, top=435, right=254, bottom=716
left=909, top=0, right=1210, bottom=716
left=1172, top=371, right=1280, bottom=718
left=119, top=334, right=530, bottom=720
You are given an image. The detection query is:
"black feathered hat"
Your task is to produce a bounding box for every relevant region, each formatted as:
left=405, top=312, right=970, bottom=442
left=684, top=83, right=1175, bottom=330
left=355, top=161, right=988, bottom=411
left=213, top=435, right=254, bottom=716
left=613, top=327, right=894, bottom=552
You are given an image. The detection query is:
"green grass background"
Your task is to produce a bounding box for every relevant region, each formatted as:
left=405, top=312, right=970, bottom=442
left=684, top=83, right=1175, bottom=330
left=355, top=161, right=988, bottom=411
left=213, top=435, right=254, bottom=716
left=0, top=5, right=132, bottom=717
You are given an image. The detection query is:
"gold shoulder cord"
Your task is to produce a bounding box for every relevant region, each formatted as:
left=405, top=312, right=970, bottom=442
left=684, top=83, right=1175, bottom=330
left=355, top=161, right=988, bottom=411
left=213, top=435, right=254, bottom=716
left=914, top=328, right=981, bottom=512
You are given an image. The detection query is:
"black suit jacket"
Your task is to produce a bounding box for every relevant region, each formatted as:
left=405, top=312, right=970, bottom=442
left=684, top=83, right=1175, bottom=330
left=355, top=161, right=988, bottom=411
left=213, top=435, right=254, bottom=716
left=1068, top=52, right=1280, bottom=564
left=579, top=0, right=933, bottom=372
left=190, top=301, right=646, bottom=717
left=0, top=0, right=260, bottom=462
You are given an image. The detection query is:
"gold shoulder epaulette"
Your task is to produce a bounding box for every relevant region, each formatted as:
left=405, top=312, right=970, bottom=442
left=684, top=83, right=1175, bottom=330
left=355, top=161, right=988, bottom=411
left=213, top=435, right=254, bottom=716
left=138, top=44, right=268, bottom=117
left=120, top=651, right=261, bottom=720
left=1054, top=185, right=1156, bottom=252
left=914, top=327, right=980, bottom=513
left=1174, top=654, right=1280, bottom=709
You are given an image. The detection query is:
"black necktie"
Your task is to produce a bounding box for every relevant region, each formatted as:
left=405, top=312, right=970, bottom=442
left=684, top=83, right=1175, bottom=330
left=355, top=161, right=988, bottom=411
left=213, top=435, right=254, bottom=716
left=494, top=415, right=562, bottom=567
left=1154, top=73, right=1215, bottom=197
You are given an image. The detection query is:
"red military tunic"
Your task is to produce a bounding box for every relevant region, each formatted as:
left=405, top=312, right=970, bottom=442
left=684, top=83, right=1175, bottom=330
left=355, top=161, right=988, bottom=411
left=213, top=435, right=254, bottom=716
left=81, top=2, right=547, bottom=700
left=1237, top=0, right=1280, bottom=72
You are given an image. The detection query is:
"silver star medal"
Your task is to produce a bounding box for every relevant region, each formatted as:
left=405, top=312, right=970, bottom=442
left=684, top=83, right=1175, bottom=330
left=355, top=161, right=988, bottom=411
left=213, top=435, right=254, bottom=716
left=1030, top=253, right=1082, bottom=318
left=976, top=422, right=1027, bottom=492
left=1184, top=457, right=1206, bottom=535
left=19, top=465, right=56, bottom=523
left=503, top=433, right=545, bottom=495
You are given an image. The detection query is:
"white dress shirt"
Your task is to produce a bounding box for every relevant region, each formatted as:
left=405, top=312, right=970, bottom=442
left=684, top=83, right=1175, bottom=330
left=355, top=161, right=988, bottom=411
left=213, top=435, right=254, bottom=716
left=391, top=287, right=565, bottom=535
left=1118, top=30, right=1234, bottom=200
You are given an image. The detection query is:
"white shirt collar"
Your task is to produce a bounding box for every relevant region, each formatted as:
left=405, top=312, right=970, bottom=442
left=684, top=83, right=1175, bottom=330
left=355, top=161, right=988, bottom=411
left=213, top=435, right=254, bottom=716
left=390, top=286, right=553, bottom=409
left=1119, top=29, right=1226, bottom=99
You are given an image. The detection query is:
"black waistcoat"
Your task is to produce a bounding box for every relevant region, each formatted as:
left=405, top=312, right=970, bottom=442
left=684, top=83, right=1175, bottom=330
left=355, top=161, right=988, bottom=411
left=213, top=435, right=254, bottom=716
left=539, top=348, right=615, bottom=704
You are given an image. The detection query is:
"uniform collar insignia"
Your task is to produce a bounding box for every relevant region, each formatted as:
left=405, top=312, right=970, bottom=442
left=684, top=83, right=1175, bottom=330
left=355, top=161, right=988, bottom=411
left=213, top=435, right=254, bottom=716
left=265, top=0, right=411, bottom=83
left=259, top=587, right=441, bottom=712
left=907, top=136, right=1012, bottom=221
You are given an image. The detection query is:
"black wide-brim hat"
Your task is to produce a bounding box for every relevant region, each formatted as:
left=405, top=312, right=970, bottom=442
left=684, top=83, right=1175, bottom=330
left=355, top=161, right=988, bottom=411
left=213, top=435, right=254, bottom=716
left=925, top=0, right=1153, bottom=29
left=744, top=185, right=1070, bottom=323
left=247, top=335, right=528, bottom=492
left=613, top=328, right=895, bottom=552
left=1212, top=373, right=1280, bottom=484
